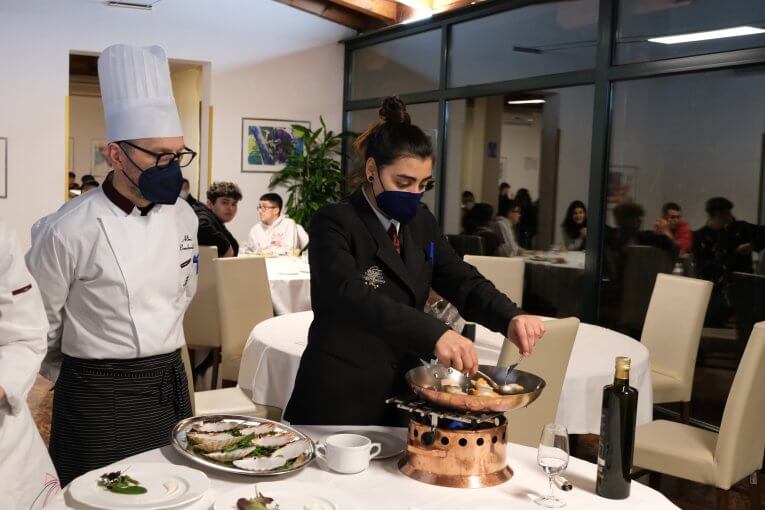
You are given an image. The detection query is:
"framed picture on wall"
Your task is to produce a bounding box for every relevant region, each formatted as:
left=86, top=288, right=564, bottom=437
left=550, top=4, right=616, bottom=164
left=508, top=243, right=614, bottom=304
left=90, top=139, right=109, bottom=179
left=608, top=165, right=639, bottom=206
left=241, top=118, right=310, bottom=173
left=0, top=137, right=7, bottom=198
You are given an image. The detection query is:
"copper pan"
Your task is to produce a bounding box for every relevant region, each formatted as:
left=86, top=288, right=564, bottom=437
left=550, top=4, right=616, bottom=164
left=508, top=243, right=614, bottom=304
left=405, top=364, right=545, bottom=413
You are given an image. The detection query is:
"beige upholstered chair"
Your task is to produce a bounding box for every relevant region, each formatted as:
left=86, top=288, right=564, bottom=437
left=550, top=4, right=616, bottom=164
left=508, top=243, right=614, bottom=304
left=181, top=346, right=279, bottom=419
left=641, top=274, right=712, bottom=422
left=633, top=322, right=765, bottom=510
left=463, top=255, right=525, bottom=306
left=497, top=317, right=579, bottom=447
left=214, top=257, right=274, bottom=384
left=183, top=246, right=223, bottom=388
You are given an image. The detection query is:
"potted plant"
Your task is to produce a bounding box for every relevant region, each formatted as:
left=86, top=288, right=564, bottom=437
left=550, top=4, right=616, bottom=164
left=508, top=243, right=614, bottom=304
left=268, top=117, right=347, bottom=228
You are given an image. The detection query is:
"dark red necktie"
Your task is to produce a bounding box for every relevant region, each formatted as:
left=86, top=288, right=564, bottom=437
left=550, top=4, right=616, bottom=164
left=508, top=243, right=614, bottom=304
left=387, top=224, right=401, bottom=256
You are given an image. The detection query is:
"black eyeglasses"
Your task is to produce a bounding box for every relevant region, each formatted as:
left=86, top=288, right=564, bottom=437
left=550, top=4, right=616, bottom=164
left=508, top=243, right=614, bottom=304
left=119, top=140, right=197, bottom=169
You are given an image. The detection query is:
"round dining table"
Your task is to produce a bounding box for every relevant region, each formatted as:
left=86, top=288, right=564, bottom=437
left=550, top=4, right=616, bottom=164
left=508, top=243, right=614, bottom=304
left=237, top=311, right=653, bottom=434
left=522, top=251, right=585, bottom=318
left=46, top=425, right=678, bottom=509
left=260, top=256, right=312, bottom=315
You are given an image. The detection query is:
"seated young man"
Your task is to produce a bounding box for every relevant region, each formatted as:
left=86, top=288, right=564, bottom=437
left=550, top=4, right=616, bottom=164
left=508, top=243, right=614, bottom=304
left=242, top=193, right=307, bottom=255
left=192, top=181, right=242, bottom=257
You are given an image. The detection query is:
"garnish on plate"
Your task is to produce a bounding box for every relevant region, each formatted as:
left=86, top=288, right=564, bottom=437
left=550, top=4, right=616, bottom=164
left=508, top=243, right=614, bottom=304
left=237, top=491, right=280, bottom=510
left=98, top=470, right=147, bottom=495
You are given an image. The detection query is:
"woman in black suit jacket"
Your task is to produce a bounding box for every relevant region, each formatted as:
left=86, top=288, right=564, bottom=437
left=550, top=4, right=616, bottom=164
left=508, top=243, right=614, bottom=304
left=284, top=97, right=545, bottom=426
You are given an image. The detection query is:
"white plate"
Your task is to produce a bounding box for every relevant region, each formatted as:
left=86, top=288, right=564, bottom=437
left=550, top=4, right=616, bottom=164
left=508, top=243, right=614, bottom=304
left=332, top=429, right=405, bottom=460
left=68, top=462, right=210, bottom=510
left=214, top=481, right=362, bottom=510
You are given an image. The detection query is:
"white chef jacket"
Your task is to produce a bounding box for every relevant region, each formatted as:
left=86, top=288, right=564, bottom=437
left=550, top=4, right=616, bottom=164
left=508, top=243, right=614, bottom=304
left=0, top=220, right=60, bottom=510
left=242, top=215, right=308, bottom=255
left=26, top=180, right=199, bottom=382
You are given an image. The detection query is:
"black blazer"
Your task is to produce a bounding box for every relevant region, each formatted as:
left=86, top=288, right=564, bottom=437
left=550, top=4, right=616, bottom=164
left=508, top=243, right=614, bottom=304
left=191, top=201, right=239, bottom=257
left=284, top=188, right=523, bottom=426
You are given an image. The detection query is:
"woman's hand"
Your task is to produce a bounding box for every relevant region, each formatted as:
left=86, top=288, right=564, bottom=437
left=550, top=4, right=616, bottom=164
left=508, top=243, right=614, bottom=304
left=507, top=315, right=545, bottom=355
left=434, top=329, right=479, bottom=375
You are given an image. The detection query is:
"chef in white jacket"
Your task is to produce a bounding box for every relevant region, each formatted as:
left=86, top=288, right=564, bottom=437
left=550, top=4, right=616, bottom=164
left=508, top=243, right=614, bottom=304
left=242, top=192, right=308, bottom=255
left=0, top=220, right=60, bottom=510
left=26, top=44, right=198, bottom=486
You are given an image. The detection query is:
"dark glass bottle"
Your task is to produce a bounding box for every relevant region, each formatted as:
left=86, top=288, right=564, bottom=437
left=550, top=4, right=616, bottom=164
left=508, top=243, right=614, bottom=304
left=595, top=356, right=638, bottom=499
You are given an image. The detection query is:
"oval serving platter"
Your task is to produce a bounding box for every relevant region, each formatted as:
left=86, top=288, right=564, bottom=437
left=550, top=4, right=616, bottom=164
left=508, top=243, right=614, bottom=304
left=171, top=415, right=315, bottom=476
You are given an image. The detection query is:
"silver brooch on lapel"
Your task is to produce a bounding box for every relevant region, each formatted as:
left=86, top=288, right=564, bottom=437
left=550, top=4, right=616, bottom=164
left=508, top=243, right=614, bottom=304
left=362, top=265, right=385, bottom=288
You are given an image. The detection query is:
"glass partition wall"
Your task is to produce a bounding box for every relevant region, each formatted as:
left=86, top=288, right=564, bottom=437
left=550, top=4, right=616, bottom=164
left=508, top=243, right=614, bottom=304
left=343, top=0, right=765, bottom=429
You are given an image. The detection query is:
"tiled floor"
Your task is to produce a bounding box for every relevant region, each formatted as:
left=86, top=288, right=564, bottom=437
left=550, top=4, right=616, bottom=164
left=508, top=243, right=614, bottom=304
left=27, top=366, right=763, bottom=509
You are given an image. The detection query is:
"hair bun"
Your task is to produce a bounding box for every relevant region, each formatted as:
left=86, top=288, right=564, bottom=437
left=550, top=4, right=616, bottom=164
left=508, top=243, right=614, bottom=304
left=379, top=96, right=410, bottom=125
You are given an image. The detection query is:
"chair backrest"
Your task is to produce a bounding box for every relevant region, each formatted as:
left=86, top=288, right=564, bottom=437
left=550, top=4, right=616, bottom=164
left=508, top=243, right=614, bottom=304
left=640, top=274, right=712, bottom=401
left=463, top=255, right=525, bottom=306
left=497, top=317, right=579, bottom=447
left=619, top=245, right=675, bottom=335
left=714, top=322, right=765, bottom=487
left=214, top=257, right=274, bottom=382
left=446, top=234, right=485, bottom=257
left=729, top=272, right=765, bottom=345
left=180, top=345, right=196, bottom=415
left=183, top=246, right=221, bottom=349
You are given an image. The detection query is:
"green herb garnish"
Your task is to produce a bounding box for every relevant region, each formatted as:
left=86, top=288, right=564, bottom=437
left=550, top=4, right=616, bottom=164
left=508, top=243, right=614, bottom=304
left=237, top=492, right=280, bottom=510
left=223, top=433, right=255, bottom=452
left=98, top=470, right=147, bottom=495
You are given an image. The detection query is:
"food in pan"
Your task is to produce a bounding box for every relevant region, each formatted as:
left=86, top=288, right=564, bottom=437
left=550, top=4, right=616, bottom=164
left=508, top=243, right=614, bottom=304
left=469, top=377, right=499, bottom=397
left=185, top=420, right=309, bottom=472
left=500, top=383, right=525, bottom=394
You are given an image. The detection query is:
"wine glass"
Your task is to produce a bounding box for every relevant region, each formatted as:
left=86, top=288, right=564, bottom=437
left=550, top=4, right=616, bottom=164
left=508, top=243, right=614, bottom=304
left=535, top=423, right=570, bottom=508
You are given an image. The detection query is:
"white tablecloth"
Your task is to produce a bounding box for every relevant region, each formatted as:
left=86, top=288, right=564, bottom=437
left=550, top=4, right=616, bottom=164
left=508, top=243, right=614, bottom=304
left=263, top=257, right=311, bottom=315
left=47, top=425, right=678, bottom=510
left=522, top=251, right=585, bottom=317
left=237, top=312, right=653, bottom=434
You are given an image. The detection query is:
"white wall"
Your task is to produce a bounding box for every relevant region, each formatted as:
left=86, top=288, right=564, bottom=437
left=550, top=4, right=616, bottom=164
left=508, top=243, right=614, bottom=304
left=0, top=0, right=352, bottom=248
left=553, top=85, right=593, bottom=244
left=500, top=111, right=542, bottom=199
left=69, top=95, right=106, bottom=180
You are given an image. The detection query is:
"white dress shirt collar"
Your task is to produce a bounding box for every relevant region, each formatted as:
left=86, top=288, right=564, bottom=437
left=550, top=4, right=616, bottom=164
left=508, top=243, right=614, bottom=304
left=362, top=186, right=400, bottom=235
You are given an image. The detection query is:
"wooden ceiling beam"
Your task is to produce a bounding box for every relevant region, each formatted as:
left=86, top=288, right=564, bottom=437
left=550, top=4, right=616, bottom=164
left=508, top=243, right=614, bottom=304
left=432, top=0, right=477, bottom=12
left=328, top=0, right=398, bottom=22
left=275, top=0, right=386, bottom=31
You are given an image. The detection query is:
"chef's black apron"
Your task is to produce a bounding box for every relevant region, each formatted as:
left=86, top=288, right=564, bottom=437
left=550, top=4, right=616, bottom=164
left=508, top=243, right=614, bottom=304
left=49, top=349, right=192, bottom=486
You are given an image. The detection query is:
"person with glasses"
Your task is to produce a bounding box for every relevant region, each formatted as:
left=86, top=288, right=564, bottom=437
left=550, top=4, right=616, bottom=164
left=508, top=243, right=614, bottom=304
left=496, top=197, right=523, bottom=256
left=654, top=202, right=691, bottom=255
left=25, top=44, right=198, bottom=486
left=242, top=193, right=308, bottom=255
left=192, top=181, right=242, bottom=257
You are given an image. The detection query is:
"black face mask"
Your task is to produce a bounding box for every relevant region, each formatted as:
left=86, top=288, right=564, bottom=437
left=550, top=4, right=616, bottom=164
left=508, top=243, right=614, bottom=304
left=122, top=148, right=183, bottom=205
